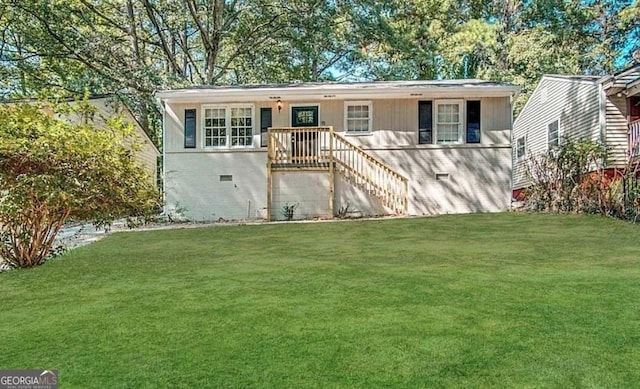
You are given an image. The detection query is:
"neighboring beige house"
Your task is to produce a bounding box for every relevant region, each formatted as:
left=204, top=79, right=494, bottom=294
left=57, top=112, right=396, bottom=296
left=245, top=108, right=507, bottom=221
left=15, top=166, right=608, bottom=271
left=157, top=80, right=520, bottom=221
left=512, top=63, right=640, bottom=198
left=60, top=95, right=160, bottom=185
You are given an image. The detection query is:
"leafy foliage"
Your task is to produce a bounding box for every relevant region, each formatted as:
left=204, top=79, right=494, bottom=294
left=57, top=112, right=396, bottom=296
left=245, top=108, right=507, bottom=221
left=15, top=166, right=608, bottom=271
left=0, top=0, right=639, bottom=125
left=0, top=101, right=160, bottom=268
left=523, top=137, right=640, bottom=220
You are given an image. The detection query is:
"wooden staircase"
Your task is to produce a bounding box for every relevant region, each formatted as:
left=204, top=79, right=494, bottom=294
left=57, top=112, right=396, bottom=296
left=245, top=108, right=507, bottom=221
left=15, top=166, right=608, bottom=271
left=267, top=126, right=408, bottom=220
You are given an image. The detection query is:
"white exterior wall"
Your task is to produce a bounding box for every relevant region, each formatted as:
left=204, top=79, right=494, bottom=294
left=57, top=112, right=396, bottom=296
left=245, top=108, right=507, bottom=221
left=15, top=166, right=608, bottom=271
left=272, top=172, right=330, bottom=220
left=372, top=147, right=511, bottom=215
left=512, top=77, right=601, bottom=190
left=163, top=93, right=514, bottom=221
left=164, top=151, right=268, bottom=220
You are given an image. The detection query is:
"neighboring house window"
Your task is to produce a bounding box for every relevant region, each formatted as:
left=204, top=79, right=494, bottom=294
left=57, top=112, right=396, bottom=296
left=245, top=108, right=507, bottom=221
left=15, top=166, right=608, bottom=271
left=516, top=136, right=526, bottom=160
left=203, top=105, right=254, bottom=148
left=466, top=100, right=481, bottom=143
left=435, top=100, right=463, bottom=144
left=184, top=109, right=196, bottom=148
left=345, top=102, right=372, bottom=133
left=418, top=101, right=433, bottom=144
left=260, top=108, right=272, bottom=147
left=231, top=107, right=253, bottom=146
left=547, top=120, right=559, bottom=149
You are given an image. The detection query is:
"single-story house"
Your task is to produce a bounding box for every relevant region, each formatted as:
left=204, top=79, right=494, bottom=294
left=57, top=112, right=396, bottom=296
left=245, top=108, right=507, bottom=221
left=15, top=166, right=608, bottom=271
left=157, top=80, right=520, bottom=221
left=512, top=63, right=640, bottom=196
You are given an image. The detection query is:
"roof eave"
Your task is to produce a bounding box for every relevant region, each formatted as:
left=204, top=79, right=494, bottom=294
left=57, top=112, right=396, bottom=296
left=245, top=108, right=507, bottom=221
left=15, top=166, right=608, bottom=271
left=156, top=85, right=520, bottom=103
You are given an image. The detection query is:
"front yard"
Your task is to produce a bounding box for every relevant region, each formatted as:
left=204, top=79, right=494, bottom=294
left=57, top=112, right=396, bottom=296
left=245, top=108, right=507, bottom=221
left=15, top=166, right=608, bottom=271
left=1, top=213, right=639, bottom=388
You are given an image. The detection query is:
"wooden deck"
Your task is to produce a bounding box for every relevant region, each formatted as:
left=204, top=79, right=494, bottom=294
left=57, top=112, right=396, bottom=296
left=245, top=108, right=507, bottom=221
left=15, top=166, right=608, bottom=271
left=266, top=126, right=408, bottom=220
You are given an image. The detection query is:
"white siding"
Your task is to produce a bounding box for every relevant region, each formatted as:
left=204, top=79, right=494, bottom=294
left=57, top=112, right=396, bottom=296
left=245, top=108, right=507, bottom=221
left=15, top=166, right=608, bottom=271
left=605, top=95, right=629, bottom=167
left=512, top=77, right=600, bottom=189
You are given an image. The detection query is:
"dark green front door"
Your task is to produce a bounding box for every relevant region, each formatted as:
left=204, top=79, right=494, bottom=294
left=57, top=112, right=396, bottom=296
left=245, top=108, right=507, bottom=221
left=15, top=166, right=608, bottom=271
left=291, top=106, right=319, bottom=162
left=291, top=106, right=319, bottom=127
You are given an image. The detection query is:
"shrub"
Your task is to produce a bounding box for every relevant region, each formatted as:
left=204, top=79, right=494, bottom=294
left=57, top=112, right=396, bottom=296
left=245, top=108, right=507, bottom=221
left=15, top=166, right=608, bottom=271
left=0, top=101, right=160, bottom=268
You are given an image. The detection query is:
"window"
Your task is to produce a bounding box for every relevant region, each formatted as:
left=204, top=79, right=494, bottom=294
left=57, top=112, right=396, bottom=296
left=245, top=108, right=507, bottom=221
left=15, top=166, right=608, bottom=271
left=204, top=108, right=226, bottom=147
left=203, top=105, right=254, bottom=148
left=230, top=107, right=252, bottom=146
left=466, top=100, right=481, bottom=143
left=345, top=102, right=372, bottom=133
left=435, top=100, right=463, bottom=144
left=547, top=120, right=559, bottom=149
left=260, top=108, right=272, bottom=147
left=516, top=136, right=526, bottom=160
left=184, top=109, right=196, bottom=148
left=418, top=101, right=432, bottom=144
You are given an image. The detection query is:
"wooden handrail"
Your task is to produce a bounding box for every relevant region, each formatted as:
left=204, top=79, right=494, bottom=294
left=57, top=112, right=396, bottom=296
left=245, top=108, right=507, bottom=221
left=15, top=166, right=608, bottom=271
left=267, top=126, right=409, bottom=215
left=333, top=132, right=409, bottom=182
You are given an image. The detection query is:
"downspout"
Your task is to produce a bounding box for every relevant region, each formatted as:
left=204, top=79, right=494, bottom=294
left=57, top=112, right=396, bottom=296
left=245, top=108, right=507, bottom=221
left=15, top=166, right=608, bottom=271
left=155, top=95, right=167, bottom=216
left=509, top=92, right=516, bottom=202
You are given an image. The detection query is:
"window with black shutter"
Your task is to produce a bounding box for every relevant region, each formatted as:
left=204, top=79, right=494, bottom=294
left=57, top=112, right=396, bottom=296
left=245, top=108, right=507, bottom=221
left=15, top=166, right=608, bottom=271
left=184, top=109, right=196, bottom=148
left=466, top=100, right=481, bottom=144
left=260, top=108, right=272, bottom=147
left=418, top=101, right=432, bottom=144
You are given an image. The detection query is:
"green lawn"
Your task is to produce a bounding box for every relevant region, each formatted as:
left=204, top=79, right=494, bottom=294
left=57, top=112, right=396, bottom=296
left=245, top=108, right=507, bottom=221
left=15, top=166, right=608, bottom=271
left=2, top=213, right=640, bottom=388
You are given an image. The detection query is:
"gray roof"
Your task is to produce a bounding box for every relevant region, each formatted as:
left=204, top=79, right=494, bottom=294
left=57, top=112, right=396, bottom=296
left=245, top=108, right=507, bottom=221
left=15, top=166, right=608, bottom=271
left=161, top=79, right=516, bottom=92
left=544, top=74, right=602, bottom=82
left=157, top=79, right=521, bottom=102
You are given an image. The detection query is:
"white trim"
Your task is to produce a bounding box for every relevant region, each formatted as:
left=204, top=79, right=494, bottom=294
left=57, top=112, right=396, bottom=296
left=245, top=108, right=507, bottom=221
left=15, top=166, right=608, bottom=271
left=344, top=100, right=373, bottom=135
left=434, top=99, right=464, bottom=144
left=157, top=81, right=520, bottom=104
left=289, top=103, right=320, bottom=127
left=201, top=103, right=255, bottom=149
left=598, top=83, right=606, bottom=144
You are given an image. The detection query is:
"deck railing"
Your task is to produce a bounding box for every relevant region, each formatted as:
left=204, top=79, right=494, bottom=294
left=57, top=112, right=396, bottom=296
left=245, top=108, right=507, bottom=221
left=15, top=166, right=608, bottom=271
left=630, top=119, right=640, bottom=159
left=267, top=126, right=408, bottom=215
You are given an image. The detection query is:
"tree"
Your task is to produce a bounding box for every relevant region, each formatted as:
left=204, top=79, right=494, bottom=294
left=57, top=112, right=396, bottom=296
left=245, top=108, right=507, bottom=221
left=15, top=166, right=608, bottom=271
left=0, top=101, right=160, bottom=268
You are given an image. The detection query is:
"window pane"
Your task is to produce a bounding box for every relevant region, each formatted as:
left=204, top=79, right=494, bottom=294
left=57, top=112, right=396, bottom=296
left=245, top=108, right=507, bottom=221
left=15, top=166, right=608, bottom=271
left=346, top=104, right=370, bottom=133
left=436, top=102, right=461, bottom=144
left=204, top=108, right=227, bottom=147
left=231, top=106, right=253, bottom=147
left=548, top=120, right=559, bottom=148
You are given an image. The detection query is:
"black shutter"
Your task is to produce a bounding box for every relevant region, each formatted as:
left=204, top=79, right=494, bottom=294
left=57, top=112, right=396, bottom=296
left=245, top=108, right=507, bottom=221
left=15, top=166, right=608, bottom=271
left=260, top=108, right=272, bottom=147
left=184, top=109, right=196, bottom=148
left=418, top=101, right=432, bottom=144
left=466, top=100, right=481, bottom=144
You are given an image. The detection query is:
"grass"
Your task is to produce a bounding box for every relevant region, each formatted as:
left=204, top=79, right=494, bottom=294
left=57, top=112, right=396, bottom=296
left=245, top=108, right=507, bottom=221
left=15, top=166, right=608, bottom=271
left=1, top=212, right=640, bottom=388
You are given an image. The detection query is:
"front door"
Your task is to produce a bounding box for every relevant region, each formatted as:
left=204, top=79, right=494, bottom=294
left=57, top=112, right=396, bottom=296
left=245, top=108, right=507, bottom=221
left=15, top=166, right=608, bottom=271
left=291, top=106, right=319, bottom=163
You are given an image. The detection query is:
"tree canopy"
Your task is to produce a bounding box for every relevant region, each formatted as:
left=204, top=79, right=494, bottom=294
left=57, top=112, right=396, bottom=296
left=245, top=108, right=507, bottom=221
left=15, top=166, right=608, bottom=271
left=1, top=0, right=639, bottom=133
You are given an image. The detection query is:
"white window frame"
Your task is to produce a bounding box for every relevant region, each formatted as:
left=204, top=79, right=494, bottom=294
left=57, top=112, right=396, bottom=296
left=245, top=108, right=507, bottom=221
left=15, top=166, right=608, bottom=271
left=202, top=104, right=255, bottom=149
left=547, top=119, right=560, bottom=150
left=516, top=136, right=526, bottom=160
left=434, top=100, right=463, bottom=144
left=344, top=101, right=372, bottom=135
